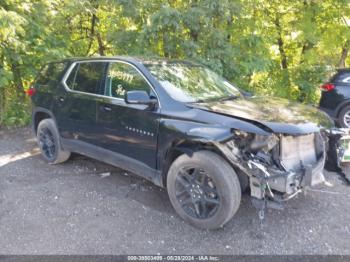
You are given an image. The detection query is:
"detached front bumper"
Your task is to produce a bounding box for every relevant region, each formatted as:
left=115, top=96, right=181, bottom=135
left=247, top=132, right=327, bottom=200
left=249, top=153, right=325, bottom=200
left=267, top=153, right=325, bottom=195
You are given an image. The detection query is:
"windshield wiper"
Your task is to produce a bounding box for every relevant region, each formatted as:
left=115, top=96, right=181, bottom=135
left=189, top=94, right=239, bottom=104
left=218, top=94, right=239, bottom=101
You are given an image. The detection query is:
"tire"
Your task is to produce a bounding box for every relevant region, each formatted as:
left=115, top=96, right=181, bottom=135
left=37, top=119, right=71, bottom=164
left=338, top=105, right=350, bottom=128
left=167, top=150, right=241, bottom=229
left=236, top=169, right=249, bottom=193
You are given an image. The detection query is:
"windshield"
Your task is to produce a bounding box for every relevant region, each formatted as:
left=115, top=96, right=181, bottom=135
left=145, top=63, right=241, bottom=103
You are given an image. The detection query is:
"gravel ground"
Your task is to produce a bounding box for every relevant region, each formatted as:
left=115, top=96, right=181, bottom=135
left=0, top=127, right=350, bottom=255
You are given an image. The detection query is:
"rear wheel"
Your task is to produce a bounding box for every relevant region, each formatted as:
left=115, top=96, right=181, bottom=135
left=167, top=150, right=241, bottom=229
left=37, top=119, right=71, bottom=164
left=338, top=105, right=350, bottom=128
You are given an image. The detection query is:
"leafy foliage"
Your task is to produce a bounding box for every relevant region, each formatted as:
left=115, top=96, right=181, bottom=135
left=0, top=0, right=349, bottom=127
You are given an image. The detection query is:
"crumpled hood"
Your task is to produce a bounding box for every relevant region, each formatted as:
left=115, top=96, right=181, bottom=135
left=191, top=96, right=333, bottom=134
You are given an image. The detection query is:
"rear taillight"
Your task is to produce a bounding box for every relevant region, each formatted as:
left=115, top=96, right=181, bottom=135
left=25, top=87, right=36, bottom=97
left=320, top=83, right=335, bottom=92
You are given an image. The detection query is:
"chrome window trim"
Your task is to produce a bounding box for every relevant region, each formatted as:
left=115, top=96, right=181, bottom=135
left=342, top=76, right=350, bottom=83
left=61, top=59, right=161, bottom=108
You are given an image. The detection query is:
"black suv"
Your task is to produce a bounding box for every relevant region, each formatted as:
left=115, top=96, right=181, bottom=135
left=29, top=57, right=340, bottom=229
left=319, top=68, right=350, bottom=127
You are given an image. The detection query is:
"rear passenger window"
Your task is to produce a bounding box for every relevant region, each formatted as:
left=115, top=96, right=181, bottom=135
left=35, top=62, right=66, bottom=86
left=66, top=62, right=107, bottom=94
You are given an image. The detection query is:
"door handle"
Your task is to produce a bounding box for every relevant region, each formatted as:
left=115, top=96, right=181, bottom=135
left=100, top=105, right=111, bottom=112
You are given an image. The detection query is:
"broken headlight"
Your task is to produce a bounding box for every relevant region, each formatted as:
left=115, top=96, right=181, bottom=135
left=226, top=131, right=279, bottom=168
left=229, top=131, right=278, bottom=153
left=249, top=134, right=279, bottom=153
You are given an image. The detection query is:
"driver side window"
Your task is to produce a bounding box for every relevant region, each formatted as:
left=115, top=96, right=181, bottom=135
left=105, top=62, right=151, bottom=99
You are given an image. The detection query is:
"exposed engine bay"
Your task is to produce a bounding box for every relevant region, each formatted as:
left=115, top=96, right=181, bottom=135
left=214, top=128, right=348, bottom=220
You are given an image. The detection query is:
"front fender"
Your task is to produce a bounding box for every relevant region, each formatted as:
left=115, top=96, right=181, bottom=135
left=158, top=119, right=233, bottom=149
left=156, top=119, right=234, bottom=171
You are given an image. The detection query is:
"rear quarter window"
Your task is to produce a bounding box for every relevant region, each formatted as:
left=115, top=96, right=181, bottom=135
left=35, top=62, right=67, bottom=86
left=330, top=70, right=350, bottom=84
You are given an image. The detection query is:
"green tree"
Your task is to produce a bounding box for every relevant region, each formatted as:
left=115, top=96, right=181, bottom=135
left=0, top=0, right=349, bottom=127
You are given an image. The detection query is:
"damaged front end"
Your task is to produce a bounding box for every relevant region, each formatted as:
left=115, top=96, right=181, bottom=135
left=214, top=128, right=346, bottom=218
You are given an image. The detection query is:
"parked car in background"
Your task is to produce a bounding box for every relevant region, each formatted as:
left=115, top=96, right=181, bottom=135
left=319, top=68, right=350, bottom=127
left=28, top=56, right=343, bottom=229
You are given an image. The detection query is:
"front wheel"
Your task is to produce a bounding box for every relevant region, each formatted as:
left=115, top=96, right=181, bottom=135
left=167, top=150, right=241, bottom=229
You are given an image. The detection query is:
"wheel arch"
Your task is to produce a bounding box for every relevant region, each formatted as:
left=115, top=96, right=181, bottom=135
left=335, top=99, right=350, bottom=117
left=160, top=139, right=248, bottom=189
left=32, top=107, right=57, bottom=134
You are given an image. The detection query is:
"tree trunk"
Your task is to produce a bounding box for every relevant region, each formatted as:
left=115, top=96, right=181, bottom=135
left=85, top=13, right=97, bottom=56
left=274, top=16, right=288, bottom=69
left=277, top=36, right=288, bottom=69
left=190, top=30, right=198, bottom=42
left=226, top=16, right=232, bottom=41
left=97, top=32, right=106, bottom=56
left=162, top=34, right=170, bottom=58
left=338, top=40, right=349, bottom=68
left=299, top=0, right=316, bottom=64
left=10, top=59, right=25, bottom=102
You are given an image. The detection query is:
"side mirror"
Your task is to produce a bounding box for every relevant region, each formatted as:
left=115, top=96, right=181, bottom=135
left=125, top=90, right=157, bottom=107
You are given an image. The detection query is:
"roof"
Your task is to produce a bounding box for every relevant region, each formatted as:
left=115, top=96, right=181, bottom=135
left=53, top=56, right=200, bottom=66
left=57, top=56, right=141, bottom=64
left=336, top=68, right=350, bottom=72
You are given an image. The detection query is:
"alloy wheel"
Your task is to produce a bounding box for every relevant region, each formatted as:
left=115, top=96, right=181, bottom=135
left=38, top=127, right=56, bottom=160
left=344, top=111, right=350, bottom=127
left=175, top=167, right=220, bottom=219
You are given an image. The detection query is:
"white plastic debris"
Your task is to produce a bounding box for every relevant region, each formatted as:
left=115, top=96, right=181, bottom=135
left=99, top=172, right=111, bottom=178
